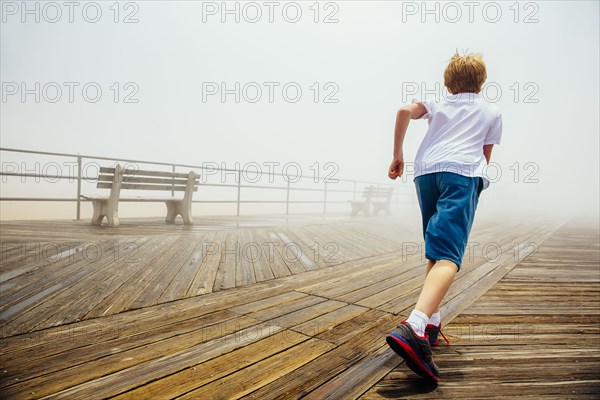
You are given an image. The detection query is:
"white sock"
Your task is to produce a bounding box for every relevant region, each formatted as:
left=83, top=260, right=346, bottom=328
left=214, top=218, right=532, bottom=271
left=406, top=309, right=429, bottom=337
left=429, top=311, right=441, bottom=327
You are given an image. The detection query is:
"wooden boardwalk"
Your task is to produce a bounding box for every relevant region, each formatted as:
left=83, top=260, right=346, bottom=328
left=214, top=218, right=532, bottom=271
left=0, top=215, right=598, bottom=399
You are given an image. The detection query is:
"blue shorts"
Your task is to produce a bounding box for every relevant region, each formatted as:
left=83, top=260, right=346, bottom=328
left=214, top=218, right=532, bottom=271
left=414, top=172, right=483, bottom=271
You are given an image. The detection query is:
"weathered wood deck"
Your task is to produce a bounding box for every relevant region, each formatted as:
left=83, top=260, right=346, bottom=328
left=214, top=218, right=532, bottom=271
left=0, top=215, right=598, bottom=399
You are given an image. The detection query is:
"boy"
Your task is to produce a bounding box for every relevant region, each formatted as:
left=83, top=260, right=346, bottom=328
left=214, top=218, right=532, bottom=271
left=385, top=52, right=503, bottom=381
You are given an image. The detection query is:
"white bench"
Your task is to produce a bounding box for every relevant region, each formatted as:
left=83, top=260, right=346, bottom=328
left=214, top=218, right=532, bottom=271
left=81, top=164, right=200, bottom=227
left=349, top=186, right=394, bottom=217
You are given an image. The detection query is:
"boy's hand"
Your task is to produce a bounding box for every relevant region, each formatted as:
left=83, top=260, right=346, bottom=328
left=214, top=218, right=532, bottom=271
left=388, top=157, right=404, bottom=180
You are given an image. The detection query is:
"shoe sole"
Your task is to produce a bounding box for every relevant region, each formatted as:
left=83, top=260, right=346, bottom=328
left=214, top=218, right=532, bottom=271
left=386, top=333, right=440, bottom=381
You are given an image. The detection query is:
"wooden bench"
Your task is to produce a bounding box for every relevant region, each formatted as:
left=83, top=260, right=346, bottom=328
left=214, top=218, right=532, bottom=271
left=348, top=186, right=394, bottom=217
left=81, top=164, right=200, bottom=227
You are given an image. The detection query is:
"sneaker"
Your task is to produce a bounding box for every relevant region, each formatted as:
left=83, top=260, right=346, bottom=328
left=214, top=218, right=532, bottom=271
left=386, top=321, right=440, bottom=381
left=425, top=323, right=450, bottom=347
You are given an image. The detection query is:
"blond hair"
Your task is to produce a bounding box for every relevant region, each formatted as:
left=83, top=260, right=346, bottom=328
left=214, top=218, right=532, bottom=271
left=444, top=52, right=487, bottom=94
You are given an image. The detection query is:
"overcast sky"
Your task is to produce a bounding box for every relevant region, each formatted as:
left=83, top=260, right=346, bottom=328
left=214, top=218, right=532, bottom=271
left=1, top=1, right=599, bottom=219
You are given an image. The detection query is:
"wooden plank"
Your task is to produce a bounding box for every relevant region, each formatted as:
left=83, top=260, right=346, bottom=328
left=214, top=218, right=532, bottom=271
left=230, top=291, right=308, bottom=315
left=0, top=309, right=246, bottom=390
left=303, top=344, right=398, bottom=400
left=0, top=238, right=152, bottom=337
left=158, top=232, right=214, bottom=301
left=240, top=310, right=398, bottom=400
left=265, top=299, right=348, bottom=329
left=276, top=228, right=325, bottom=270
left=9, top=321, right=282, bottom=399
left=292, top=304, right=369, bottom=337
left=236, top=229, right=257, bottom=287
left=252, top=227, right=291, bottom=279
left=270, top=230, right=313, bottom=272
left=127, top=237, right=202, bottom=310
left=110, top=329, right=312, bottom=399
left=176, top=338, right=335, bottom=400
left=0, top=281, right=290, bottom=357
left=245, top=229, right=275, bottom=283
left=315, top=308, right=394, bottom=345
left=298, top=253, right=417, bottom=301
left=439, top=227, right=558, bottom=323
left=247, top=295, right=328, bottom=322
left=37, top=236, right=178, bottom=324
left=185, top=231, right=227, bottom=296
left=0, top=239, right=121, bottom=313
left=213, top=231, right=239, bottom=291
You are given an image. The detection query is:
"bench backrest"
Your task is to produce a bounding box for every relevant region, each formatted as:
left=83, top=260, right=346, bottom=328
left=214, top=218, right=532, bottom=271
left=97, top=164, right=200, bottom=201
left=362, top=186, right=394, bottom=200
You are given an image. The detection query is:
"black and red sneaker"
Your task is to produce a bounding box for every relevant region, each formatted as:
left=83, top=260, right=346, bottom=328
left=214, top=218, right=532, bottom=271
left=386, top=321, right=440, bottom=381
left=425, top=323, right=450, bottom=347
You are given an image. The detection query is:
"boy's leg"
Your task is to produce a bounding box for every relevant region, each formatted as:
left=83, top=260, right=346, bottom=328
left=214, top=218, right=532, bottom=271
left=423, top=258, right=445, bottom=346
left=386, top=174, right=481, bottom=380
left=425, top=259, right=439, bottom=314
left=415, top=259, right=458, bottom=317
left=425, top=259, right=436, bottom=274
left=417, top=173, right=482, bottom=316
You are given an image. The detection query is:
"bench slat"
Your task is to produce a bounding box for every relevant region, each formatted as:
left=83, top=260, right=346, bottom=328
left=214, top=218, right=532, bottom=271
left=362, top=187, right=393, bottom=198
left=97, top=175, right=199, bottom=185
left=96, top=183, right=198, bottom=192
left=129, top=169, right=195, bottom=179
left=98, top=167, right=195, bottom=179
left=81, top=195, right=186, bottom=202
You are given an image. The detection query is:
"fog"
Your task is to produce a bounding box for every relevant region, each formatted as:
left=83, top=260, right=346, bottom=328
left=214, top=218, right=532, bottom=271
left=1, top=1, right=598, bottom=221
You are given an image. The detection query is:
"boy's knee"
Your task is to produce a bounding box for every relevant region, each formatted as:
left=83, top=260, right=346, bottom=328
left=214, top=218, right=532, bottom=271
left=434, top=259, right=460, bottom=273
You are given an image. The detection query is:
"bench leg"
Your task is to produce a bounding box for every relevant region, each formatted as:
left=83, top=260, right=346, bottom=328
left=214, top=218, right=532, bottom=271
left=106, top=210, right=119, bottom=228
left=91, top=199, right=119, bottom=227
left=91, top=200, right=106, bottom=226
left=371, top=203, right=391, bottom=216
left=373, top=202, right=392, bottom=216
left=180, top=202, right=193, bottom=225
left=165, top=201, right=194, bottom=225
left=166, top=202, right=177, bottom=224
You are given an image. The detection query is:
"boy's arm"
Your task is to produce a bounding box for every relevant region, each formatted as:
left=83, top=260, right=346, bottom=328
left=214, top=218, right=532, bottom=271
left=483, top=144, right=494, bottom=164
left=388, top=103, right=428, bottom=180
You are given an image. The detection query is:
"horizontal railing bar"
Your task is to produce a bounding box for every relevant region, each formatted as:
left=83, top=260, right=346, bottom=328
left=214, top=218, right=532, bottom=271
left=0, top=176, right=409, bottom=196
left=0, top=197, right=78, bottom=202
left=0, top=147, right=400, bottom=186
left=0, top=172, right=98, bottom=181
left=1, top=198, right=352, bottom=205
left=0, top=172, right=407, bottom=190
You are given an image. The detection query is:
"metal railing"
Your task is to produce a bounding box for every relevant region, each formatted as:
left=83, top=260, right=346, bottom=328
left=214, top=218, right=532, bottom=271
left=0, top=147, right=413, bottom=220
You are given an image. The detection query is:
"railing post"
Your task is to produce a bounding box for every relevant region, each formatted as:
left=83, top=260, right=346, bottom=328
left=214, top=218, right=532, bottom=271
left=353, top=181, right=356, bottom=200
left=236, top=170, right=241, bottom=216
left=76, top=156, right=82, bottom=220
left=286, top=179, right=290, bottom=215
left=323, top=180, right=327, bottom=214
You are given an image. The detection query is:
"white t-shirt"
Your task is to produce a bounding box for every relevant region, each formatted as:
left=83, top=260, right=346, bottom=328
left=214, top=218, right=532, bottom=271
left=413, top=93, right=503, bottom=189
